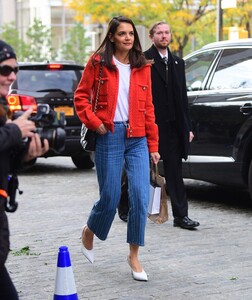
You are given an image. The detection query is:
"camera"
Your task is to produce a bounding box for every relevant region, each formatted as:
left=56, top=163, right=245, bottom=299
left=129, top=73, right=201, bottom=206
left=13, top=104, right=66, bottom=153
left=6, top=104, right=66, bottom=213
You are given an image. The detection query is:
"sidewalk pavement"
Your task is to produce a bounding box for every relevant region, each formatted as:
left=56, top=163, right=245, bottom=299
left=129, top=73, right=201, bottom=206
left=6, top=157, right=252, bottom=300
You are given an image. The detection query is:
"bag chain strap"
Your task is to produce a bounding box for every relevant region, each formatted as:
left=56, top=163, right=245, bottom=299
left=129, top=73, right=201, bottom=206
left=93, top=62, right=103, bottom=115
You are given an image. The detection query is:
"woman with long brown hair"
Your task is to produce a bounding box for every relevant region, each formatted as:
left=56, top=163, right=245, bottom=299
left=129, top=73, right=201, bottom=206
left=74, top=16, right=160, bottom=281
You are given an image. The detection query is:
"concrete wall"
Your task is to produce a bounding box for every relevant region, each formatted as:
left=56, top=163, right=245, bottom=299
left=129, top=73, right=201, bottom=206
left=0, top=0, right=16, bottom=28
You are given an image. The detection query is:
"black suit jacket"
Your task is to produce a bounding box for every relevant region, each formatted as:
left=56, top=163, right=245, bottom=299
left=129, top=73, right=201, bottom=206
left=144, top=45, right=192, bottom=160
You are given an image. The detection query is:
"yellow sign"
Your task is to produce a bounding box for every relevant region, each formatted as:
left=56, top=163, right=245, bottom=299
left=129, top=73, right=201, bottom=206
left=54, top=106, right=74, bottom=116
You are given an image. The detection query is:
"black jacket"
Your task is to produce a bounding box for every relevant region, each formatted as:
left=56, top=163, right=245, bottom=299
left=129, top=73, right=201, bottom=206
left=0, top=97, right=24, bottom=266
left=0, top=99, right=23, bottom=193
left=144, top=45, right=192, bottom=160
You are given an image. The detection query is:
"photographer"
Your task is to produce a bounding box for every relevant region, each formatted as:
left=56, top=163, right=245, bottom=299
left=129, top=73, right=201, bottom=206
left=0, top=40, right=49, bottom=299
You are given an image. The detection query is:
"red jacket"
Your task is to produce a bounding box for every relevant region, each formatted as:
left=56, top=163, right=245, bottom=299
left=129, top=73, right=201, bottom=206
left=74, top=55, right=159, bottom=153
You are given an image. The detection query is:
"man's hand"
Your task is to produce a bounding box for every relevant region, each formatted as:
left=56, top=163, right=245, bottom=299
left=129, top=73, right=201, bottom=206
left=189, top=131, right=194, bottom=143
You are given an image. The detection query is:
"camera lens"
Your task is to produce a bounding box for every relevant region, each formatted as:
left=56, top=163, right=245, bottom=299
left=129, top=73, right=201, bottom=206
left=36, top=128, right=65, bottom=153
left=52, top=128, right=66, bottom=153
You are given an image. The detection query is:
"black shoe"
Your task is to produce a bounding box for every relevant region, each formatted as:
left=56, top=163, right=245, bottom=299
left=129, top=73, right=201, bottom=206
left=119, top=212, right=128, bottom=223
left=173, top=216, right=200, bottom=229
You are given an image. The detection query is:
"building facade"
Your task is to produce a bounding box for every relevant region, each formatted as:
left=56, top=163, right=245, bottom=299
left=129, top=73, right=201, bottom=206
left=0, top=0, right=150, bottom=59
left=0, top=0, right=16, bottom=27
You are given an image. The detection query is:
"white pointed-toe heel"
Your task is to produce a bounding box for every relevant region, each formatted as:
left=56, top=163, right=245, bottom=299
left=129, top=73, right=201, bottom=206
left=81, top=244, right=94, bottom=264
left=132, top=269, right=148, bottom=281
left=127, top=257, right=148, bottom=281
left=81, top=226, right=94, bottom=264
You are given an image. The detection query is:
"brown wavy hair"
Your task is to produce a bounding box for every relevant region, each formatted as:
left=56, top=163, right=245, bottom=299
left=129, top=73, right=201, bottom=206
left=93, top=16, right=147, bottom=70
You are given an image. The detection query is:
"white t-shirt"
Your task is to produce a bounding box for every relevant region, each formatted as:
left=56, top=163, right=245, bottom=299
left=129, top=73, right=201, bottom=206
left=113, top=56, right=131, bottom=122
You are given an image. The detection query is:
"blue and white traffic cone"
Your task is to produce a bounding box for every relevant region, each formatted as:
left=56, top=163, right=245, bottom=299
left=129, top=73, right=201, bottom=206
left=53, top=246, right=78, bottom=300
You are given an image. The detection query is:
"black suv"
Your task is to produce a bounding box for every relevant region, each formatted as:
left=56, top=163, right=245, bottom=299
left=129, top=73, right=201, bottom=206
left=177, top=39, right=252, bottom=200
left=7, top=62, right=93, bottom=169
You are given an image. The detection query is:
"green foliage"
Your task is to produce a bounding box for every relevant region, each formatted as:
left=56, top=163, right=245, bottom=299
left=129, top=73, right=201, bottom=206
left=229, top=276, right=238, bottom=281
left=10, top=246, right=39, bottom=256
left=223, top=1, right=251, bottom=38
left=183, top=10, right=216, bottom=55
left=65, top=0, right=252, bottom=56
left=0, top=22, right=28, bottom=61
left=26, top=19, right=56, bottom=61
left=2, top=1, right=251, bottom=61
left=65, top=0, right=216, bottom=57
left=60, top=23, right=91, bottom=64
left=0, top=19, right=57, bottom=62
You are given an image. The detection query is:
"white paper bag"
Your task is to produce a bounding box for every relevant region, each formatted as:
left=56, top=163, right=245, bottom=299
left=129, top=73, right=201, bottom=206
left=148, top=184, right=161, bottom=215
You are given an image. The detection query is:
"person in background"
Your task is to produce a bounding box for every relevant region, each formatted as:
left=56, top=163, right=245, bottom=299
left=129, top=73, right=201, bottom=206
left=118, top=21, right=199, bottom=230
left=74, top=16, right=160, bottom=282
left=0, top=40, right=49, bottom=299
left=118, top=168, right=129, bottom=222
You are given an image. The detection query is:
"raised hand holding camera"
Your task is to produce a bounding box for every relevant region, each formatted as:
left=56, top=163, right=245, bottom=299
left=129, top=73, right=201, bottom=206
left=12, top=104, right=66, bottom=153
left=11, top=108, right=36, bottom=138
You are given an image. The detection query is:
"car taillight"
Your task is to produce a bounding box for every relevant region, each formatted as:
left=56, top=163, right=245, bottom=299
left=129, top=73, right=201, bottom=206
left=6, top=94, right=37, bottom=112
left=47, top=64, right=63, bottom=70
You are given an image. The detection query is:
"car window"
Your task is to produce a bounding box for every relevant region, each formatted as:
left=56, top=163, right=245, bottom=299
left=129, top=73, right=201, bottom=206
left=210, top=48, right=252, bottom=90
left=185, top=50, right=218, bottom=91
left=16, top=70, right=79, bottom=92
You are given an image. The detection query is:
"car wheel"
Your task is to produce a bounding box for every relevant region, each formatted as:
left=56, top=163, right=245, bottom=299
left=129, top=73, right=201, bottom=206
left=71, top=154, right=94, bottom=169
left=249, top=160, right=252, bottom=200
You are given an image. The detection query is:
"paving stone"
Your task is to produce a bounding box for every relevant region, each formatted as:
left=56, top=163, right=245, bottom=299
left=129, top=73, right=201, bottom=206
left=5, top=157, right=252, bottom=300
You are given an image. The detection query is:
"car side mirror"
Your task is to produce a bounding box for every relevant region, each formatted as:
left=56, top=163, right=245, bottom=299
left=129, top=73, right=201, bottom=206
left=187, top=80, right=202, bottom=91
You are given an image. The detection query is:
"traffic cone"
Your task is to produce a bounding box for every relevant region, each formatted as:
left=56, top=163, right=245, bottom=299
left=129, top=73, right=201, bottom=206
left=53, top=246, right=78, bottom=300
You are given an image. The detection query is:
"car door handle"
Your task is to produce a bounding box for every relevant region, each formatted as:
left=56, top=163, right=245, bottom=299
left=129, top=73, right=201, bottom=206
left=240, top=103, right=252, bottom=115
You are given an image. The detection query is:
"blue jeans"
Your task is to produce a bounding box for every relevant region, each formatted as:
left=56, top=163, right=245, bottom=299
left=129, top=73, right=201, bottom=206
left=87, top=122, right=150, bottom=246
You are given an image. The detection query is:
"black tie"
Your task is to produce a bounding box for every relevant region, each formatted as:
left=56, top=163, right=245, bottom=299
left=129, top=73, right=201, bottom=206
left=163, top=56, right=168, bottom=65
left=162, top=57, right=168, bottom=85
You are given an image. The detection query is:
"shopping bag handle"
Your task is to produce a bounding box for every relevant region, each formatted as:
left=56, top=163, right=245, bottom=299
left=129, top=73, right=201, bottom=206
left=150, top=160, right=159, bottom=176
left=150, top=160, right=160, bottom=185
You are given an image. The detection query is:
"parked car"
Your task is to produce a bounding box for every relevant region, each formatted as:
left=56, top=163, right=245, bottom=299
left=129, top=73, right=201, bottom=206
left=7, top=61, right=94, bottom=169
left=172, top=38, right=252, bottom=200
left=158, top=39, right=252, bottom=200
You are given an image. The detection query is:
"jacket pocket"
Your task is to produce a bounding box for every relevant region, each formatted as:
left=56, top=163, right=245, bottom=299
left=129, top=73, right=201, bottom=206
left=137, top=84, right=148, bottom=111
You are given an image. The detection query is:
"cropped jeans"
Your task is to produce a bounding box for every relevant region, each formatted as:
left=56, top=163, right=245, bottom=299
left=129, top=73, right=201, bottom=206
left=87, top=122, right=150, bottom=246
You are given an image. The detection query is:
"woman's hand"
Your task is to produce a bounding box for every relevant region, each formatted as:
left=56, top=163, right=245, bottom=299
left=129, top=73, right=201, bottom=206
left=96, top=123, right=108, bottom=135
left=150, top=152, right=160, bottom=165
left=11, top=108, right=36, bottom=138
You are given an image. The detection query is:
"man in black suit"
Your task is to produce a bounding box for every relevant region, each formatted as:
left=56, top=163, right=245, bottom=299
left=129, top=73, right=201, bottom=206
left=118, top=21, right=199, bottom=229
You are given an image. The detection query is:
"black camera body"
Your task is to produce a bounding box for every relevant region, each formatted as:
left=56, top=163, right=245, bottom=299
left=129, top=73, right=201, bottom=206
left=13, top=104, right=66, bottom=153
